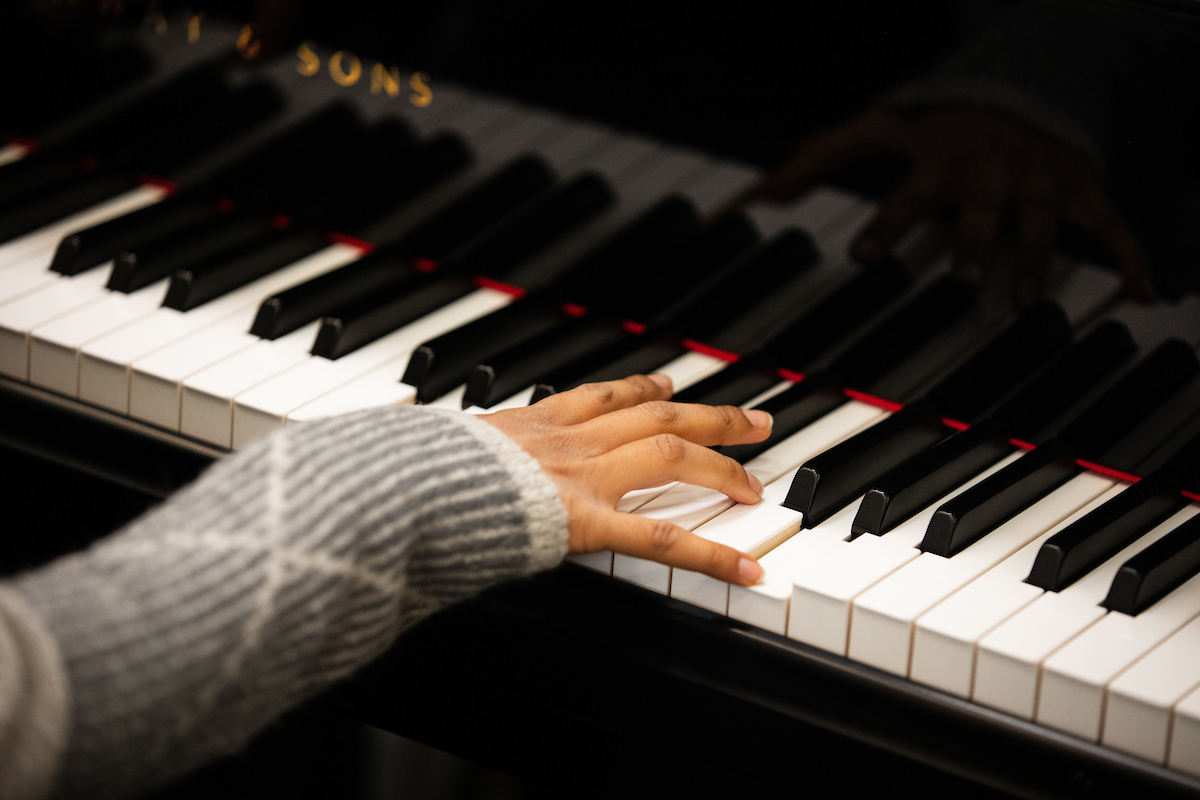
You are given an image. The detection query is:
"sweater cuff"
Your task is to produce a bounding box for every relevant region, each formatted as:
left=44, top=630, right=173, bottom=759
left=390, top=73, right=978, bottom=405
left=421, top=409, right=570, bottom=574
left=0, top=587, right=69, bottom=800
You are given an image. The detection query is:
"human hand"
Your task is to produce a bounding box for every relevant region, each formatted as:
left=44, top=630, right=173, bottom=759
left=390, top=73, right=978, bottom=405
left=481, top=374, right=773, bottom=586
left=753, top=105, right=1154, bottom=305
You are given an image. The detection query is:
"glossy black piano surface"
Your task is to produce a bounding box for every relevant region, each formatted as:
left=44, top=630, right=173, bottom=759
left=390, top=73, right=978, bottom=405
left=4, top=1, right=1200, bottom=797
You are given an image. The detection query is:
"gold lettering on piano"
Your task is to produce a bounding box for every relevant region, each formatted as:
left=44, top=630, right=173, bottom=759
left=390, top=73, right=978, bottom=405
left=409, top=71, right=433, bottom=108
left=329, top=51, right=362, bottom=87
left=296, top=42, right=321, bottom=76
left=236, top=24, right=262, bottom=59
left=371, top=63, right=402, bottom=97
left=187, top=11, right=204, bottom=43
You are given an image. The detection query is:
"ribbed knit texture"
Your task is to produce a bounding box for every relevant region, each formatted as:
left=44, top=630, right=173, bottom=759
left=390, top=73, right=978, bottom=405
left=5, top=405, right=568, bottom=800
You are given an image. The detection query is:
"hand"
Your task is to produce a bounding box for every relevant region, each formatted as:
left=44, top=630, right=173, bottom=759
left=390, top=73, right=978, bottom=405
left=754, top=106, right=1155, bottom=305
left=481, top=374, right=773, bottom=586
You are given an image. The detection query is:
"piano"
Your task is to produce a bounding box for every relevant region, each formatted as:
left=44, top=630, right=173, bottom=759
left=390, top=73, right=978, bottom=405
left=4, top=1, right=1200, bottom=796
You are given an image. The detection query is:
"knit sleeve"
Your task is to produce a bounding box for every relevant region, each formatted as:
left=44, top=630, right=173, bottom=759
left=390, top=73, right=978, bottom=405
left=4, top=404, right=569, bottom=800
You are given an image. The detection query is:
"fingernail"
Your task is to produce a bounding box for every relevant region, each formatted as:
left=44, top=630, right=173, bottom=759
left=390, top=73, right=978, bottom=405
left=748, top=472, right=764, bottom=496
left=746, top=409, right=773, bottom=429
left=647, top=373, right=673, bottom=392
left=739, top=557, right=764, bottom=585
left=957, top=261, right=984, bottom=287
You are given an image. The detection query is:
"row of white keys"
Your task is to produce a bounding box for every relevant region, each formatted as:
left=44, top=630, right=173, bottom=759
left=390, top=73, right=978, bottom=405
left=787, top=450, right=1026, bottom=653
left=1104, top=613, right=1200, bottom=766
left=77, top=102, right=577, bottom=417
left=189, top=126, right=684, bottom=444
left=1036, top=509, right=1200, bottom=741
left=848, top=470, right=1121, bottom=677
left=666, top=400, right=891, bottom=612
left=29, top=91, right=526, bottom=409
left=970, top=504, right=1200, bottom=718
left=225, top=112, right=615, bottom=446
left=0, top=144, right=29, bottom=168
left=14, top=84, right=521, bottom=404
left=613, top=396, right=888, bottom=592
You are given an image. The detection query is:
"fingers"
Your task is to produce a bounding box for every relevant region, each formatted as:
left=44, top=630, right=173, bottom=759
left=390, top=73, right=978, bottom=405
left=575, top=400, right=772, bottom=451
left=851, top=169, right=943, bottom=262
left=952, top=171, right=1006, bottom=286
left=587, top=509, right=764, bottom=586
left=590, top=435, right=765, bottom=504
left=753, top=112, right=893, bottom=202
left=1064, top=193, right=1156, bottom=303
left=535, top=374, right=672, bottom=425
left=1011, top=190, right=1058, bottom=307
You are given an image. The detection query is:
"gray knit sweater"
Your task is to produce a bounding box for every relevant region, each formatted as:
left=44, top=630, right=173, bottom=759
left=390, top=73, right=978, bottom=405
left=0, top=405, right=569, bottom=800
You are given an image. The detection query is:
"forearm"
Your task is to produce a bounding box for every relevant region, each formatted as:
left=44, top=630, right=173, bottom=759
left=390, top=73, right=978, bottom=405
left=2, top=405, right=567, bottom=800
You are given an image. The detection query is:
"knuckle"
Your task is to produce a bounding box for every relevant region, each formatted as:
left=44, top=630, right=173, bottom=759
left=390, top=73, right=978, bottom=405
left=643, top=400, right=680, bottom=428
left=652, top=433, right=687, bottom=463
left=582, top=381, right=615, bottom=407
left=648, top=519, right=680, bottom=553
left=712, top=404, right=740, bottom=429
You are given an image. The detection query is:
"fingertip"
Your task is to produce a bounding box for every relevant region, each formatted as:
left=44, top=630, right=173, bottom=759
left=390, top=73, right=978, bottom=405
left=738, top=556, right=764, bottom=586
left=647, top=373, right=673, bottom=395
left=745, top=409, right=773, bottom=431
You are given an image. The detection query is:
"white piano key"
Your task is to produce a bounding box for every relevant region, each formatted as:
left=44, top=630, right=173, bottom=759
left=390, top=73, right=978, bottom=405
left=1052, top=262, right=1123, bottom=327
left=0, top=267, right=110, bottom=379
left=909, top=483, right=1128, bottom=699
left=0, top=143, right=28, bottom=167
left=1103, top=614, right=1200, bottom=763
left=743, top=187, right=864, bottom=238
left=788, top=451, right=1024, bottom=655
left=232, top=288, right=513, bottom=448
left=82, top=243, right=365, bottom=414
left=671, top=482, right=803, bottom=614
left=681, top=161, right=759, bottom=217
left=180, top=321, right=324, bottom=446
left=1170, top=683, right=1200, bottom=776
left=727, top=534, right=816, bottom=634
left=285, top=360, right=414, bottom=422
left=0, top=185, right=166, bottom=273
left=27, top=277, right=169, bottom=396
left=973, top=503, right=1190, bottom=720
left=565, top=551, right=616, bottom=574
left=1037, top=506, right=1200, bottom=740
left=847, top=470, right=1118, bottom=677
left=1110, top=294, right=1200, bottom=350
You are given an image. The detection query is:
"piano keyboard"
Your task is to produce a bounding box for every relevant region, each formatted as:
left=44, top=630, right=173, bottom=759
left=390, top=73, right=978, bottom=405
left=4, top=17, right=1200, bottom=790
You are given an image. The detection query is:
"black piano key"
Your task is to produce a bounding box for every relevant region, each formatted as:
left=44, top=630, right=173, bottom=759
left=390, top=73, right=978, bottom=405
left=443, top=174, right=616, bottom=284
left=853, top=418, right=1013, bottom=537
left=784, top=398, right=951, bottom=526
left=831, top=277, right=976, bottom=391
left=0, top=154, right=82, bottom=210
left=618, top=211, right=761, bottom=327
left=464, top=316, right=629, bottom=409
left=1026, top=470, right=1188, bottom=592
left=921, top=438, right=1080, bottom=557
left=403, top=295, right=566, bottom=403
left=396, top=156, right=557, bottom=260
left=766, top=259, right=913, bottom=371
left=663, top=229, right=819, bottom=348
left=207, top=104, right=364, bottom=202
left=529, top=329, right=680, bottom=402
left=550, top=196, right=702, bottom=312
left=108, top=215, right=279, bottom=294
left=1062, top=339, right=1200, bottom=462
left=313, top=274, right=478, bottom=360
left=0, top=171, right=138, bottom=244
left=252, top=250, right=416, bottom=340
left=1104, top=513, right=1200, bottom=615
left=920, top=340, right=1200, bottom=557
left=855, top=323, right=1137, bottom=538
left=50, top=191, right=219, bottom=276
left=162, top=230, right=330, bottom=312
left=924, top=302, right=1072, bottom=425
left=989, top=320, right=1137, bottom=443
left=671, top=353, right=783, bottom=406
left=308, top=128, right=463, bottom=231
left=720, top=372, right=847, bottom=464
